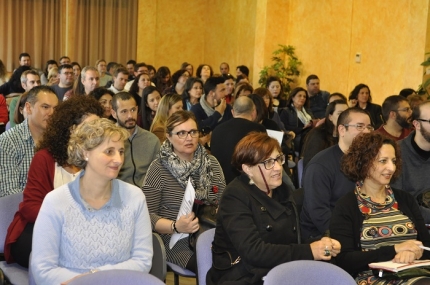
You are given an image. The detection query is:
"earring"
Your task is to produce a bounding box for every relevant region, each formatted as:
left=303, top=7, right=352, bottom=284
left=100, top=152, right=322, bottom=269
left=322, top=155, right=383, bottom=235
left=85, top=157, right=88, bottom=161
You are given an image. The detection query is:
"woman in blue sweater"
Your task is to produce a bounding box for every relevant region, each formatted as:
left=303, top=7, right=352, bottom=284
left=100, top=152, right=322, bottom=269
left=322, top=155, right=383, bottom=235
left=32, top=118, right=153, bottom=285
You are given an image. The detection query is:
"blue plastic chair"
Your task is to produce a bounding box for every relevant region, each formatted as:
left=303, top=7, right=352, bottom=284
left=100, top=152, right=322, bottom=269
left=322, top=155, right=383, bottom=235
left=196, top=228, right=215, bottom=285
left=68, top=270, right=164, bottom=285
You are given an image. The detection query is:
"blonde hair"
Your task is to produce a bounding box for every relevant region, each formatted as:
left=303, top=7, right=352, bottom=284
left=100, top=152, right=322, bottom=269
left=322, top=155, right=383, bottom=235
left=150, top=93, right=182, bottom=132
left=67, top=118, right=129, bottom=168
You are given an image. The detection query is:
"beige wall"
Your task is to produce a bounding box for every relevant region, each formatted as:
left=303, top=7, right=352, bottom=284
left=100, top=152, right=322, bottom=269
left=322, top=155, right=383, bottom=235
left=137, top=0, right=430, bottom=104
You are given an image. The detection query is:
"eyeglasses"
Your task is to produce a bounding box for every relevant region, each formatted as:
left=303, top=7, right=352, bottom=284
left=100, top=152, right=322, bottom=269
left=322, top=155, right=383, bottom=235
left=417, top=119, right=430, bottom=124
left=171, top=129, right=199, bottom=139
left=259, top=154, right=285, bottom=170
left=343, top=124, right=374, bottom=131
left=396, top=107, right=412, bottom=113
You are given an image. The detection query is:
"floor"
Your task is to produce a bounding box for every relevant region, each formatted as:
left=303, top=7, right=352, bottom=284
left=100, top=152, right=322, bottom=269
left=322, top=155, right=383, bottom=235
left=165, top=272, right=196, bottom=285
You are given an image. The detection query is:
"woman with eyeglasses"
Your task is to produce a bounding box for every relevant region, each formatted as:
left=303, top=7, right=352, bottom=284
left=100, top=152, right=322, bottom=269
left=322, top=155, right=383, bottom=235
left=206, top=132, right=341, bottom=285
left=142, top=110, right=225, bottom=273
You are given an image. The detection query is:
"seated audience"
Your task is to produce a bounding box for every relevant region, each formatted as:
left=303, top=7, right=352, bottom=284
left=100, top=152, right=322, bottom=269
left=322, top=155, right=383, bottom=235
left=140, top=86, right=161, bottom=130
left=163, top=69, right=190, bottom=96
left=328, top=92, right=347, bottom=103
left=233, top=82, right=253, bottom=101
left=142, top=111, right=225, bottom=273
left=330, top=132, right=430, bottom=284
left=0, top=86, right=58, bottom=197
left=191, top=76, right=233, bottom=131
left=279, top=87, right=316, bottom=153
left=0, top=65, right=31, bottom=96
left=12, top=93, right=28, bottom=126
left=222, top=74, right=235, bottom=105
left=32, top=118, right=153, bottom=284
left=306, top=74, right=330, bottom=119
left=46, top=67, right=59, bottom=86
left=399, top=88, right=417, bottom=98
left=182, top=77, right=203, bottom=111
left=71, top=62, right=81, bottom=80
left=111, top=92, right=160, bottom=187
left=248, top=94, right=281, bottom=131
left=0, top=59, right=9, bottom=85
left=196, top=64, right=213, bottom=84
left=129, top=72, right=151, bottom=106
left=108, top=67, right=129, bottom=94
left=301, top=108, right=372, bottom=240
left=64, top=66, right=100, bottom=99
left=150, top=93, right=183, bottom=143
left=153, top=66, right=172, bottom=94
left=236, top=65, right=249, bottom=79
left=301, top=99, right=348, bottom=168
left=253, top=87, right=289, bottom=133
left=89, top=87, right=115, bottom=120
left=50, top=64, right=74, bottom=100
left=40, top=60, right=58, bottom=85
left=375, top=95, right=412, bottom=141
left=207, top=132, right=340, bottom=285
left=349, top=83, right=383, bottom=129
left=211, top=96, right=266, bottom=184
left=181, top=62, right=193, bottom=76
left=4, top=96, right=103, bottom=267
left=147, top=64, right=157, bottom=79
left=266, top=76, right=287, bottom=110
left=407, top=94, right=425, bottom=111
left=96, top=59, right=112, bottom=87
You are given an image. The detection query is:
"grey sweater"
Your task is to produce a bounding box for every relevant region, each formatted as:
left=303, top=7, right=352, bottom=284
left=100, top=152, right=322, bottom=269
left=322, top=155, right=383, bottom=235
left=118, top=126, right=160, bottom=187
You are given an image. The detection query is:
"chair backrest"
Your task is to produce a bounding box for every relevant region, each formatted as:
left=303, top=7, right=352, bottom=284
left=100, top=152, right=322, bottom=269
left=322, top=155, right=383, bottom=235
left=196, top=228, right=215, bottom=285
left=150, top=232, right=166, bottom=281
left=0, top=192, right=23, bottom=252
left=68, top=270, right=165, bottom=285
left=297, top=158, right=304, bottom=188
left=263, top=260, right=356, bottom=285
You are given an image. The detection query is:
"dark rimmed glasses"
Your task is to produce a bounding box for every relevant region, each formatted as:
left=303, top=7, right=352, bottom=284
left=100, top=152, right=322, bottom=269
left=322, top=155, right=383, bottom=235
left=171, top=129, right=200, bottom=139
left=259, top=154, right=285, bottom=170
left=343, top=124, right=374, bottom=131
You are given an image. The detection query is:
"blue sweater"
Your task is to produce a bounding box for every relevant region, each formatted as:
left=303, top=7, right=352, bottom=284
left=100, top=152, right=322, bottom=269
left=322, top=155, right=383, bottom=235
left=32, top=172, right=153, bottom=285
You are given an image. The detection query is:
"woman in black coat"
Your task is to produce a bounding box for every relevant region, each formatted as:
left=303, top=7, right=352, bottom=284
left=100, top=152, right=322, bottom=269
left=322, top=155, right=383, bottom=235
left=207, top=132, right=341, bottom=285
left=349, top=83, right=383, bottom=129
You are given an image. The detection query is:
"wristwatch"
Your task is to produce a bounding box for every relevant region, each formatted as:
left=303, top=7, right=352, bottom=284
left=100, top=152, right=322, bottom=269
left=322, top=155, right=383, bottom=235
left=90, top=269, right=100, bottom=274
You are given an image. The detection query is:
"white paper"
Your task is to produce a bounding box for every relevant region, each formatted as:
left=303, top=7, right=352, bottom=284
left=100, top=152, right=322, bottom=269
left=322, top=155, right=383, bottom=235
left=169, top=177, right=195, bottom=249
left=267, top=129, right=283, bottom=146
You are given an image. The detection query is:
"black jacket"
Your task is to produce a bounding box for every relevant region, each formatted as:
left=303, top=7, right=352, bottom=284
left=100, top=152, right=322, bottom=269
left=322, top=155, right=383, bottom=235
left=206, top=174, right=313, bottom=285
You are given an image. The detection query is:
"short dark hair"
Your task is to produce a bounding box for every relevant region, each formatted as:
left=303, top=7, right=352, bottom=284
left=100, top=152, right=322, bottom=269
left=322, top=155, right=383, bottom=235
left=220, top=62, right=229, bottom=68
left=19, top=53, right=30, bottom=60
left=328, top=93, right=347, bottom=103
left=111, top=92, right=136, bottom=111
left=44, top=60, right=58, bottom=76
left=89, top=87, right=115, bottom=101
left=306, top=74, right=319, bottom=85
left=107, top=62, right=118, bottom=72
left=412, top=101, right=430, bottom=121
left=234, top=83, right=253, bottom=99
left=337, top=107, right=371, bottom=129
left=59, top=56, right=70, bottom=62
left=204, top=76, right=225, bottom=95
left=341, top=132, right=401, bottom=181
left=58, top=64, right=73, bottom=74
left=232, top=132, right=281, bottom=171
left=222, top=74, right=235, bottom=81
left=196, top=64, right=214, bottom=78
left=113, top=67, right=129, bottom=78
left=381, top=95, right=408, bottom=122
left=134, top=62, right=147, bottom=72
left=399, top=88, right=416, bottom=98
left=236, top=65, right=249, bottom=77
left=26, top=86, right=56, bottom=106
left=127, top=59, right=137, bottom=66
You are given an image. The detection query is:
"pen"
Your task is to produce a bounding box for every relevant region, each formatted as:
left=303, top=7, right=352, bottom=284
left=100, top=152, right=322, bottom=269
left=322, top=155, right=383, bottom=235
left=419, top=245, right=430, bottom=251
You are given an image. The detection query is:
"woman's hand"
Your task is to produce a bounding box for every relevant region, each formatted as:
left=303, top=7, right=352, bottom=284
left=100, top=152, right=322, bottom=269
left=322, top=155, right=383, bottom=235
left=310, top=237, right=341, bottom=261
left=394, top=240, right=423, bottom=259
left=393, top=251, right=417, bottom=264
left=304, top=121, right=313, bottom=129
left=175, top=212, right=199, bottom=234
left=287, top=131, right=295, bottom=139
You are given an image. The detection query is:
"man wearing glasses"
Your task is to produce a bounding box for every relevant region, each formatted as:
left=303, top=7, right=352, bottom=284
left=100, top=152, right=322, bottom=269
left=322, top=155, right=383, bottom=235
left=375, top=95, right=412, bottom=141
left=51, top=64, right=74, bottom=101
left=300, top=108, right=372, bottom=240
left=392, top=101, right=430, bottom=223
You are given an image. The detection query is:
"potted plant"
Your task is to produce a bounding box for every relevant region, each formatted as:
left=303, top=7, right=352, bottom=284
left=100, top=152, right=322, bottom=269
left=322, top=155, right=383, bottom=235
left=258, top=44, right=302, bottom=95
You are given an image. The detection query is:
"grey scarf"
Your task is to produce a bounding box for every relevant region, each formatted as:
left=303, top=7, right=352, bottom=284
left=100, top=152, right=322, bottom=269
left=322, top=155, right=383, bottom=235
left=200, top=94, right=223, bottom=122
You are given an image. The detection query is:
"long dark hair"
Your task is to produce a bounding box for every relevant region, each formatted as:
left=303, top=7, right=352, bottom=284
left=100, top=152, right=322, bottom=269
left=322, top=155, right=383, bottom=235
left=141, top=86, right=159, bottom=130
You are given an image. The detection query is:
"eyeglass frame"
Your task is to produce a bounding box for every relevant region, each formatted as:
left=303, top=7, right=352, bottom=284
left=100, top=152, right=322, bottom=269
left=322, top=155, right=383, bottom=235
left=394, top=107, right=412, bottom=113
left=259, top=154, right=285, bottom=170
left=170, top=129, right=200, bottom=139
left=416, top=119, right=430, bottom=124
left=342, top=124, right=374, bottom=131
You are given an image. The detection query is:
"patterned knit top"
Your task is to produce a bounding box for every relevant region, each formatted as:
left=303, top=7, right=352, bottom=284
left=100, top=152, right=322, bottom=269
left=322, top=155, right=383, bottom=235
left=32, top=172, right=153, bottom=285
left=355, top=184, right=422, bottom=285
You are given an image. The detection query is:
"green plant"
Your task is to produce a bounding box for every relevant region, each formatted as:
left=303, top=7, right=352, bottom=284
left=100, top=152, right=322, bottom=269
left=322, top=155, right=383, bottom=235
left=418, top=52, right=430, bottom=96
left=259, top=44, right=302, bottom=95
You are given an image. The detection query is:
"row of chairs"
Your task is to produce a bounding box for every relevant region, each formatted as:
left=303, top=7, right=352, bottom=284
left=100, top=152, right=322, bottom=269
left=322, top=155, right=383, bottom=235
left=0, top=192, right=355, bottom=285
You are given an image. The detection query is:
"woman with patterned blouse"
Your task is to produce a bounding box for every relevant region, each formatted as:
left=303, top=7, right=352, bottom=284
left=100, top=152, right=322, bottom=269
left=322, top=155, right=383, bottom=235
left=330, top=132, right=430, bottom=284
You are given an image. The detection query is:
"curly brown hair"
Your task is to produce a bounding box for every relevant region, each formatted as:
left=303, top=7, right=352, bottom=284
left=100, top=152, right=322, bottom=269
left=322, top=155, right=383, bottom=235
left=341, top=132, right=401, bottom=182
left=37, top=95, right=104, bottom=166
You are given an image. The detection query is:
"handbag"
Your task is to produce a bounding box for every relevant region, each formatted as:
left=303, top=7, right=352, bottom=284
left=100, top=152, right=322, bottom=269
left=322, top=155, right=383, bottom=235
left=372, top=266, right=430, bottom=280
left=0, top=268, right=12, bottom=285
left=188, top=201, right=217, bottom=251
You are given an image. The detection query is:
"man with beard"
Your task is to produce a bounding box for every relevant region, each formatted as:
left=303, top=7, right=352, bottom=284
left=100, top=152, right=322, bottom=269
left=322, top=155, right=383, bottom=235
left=392, top=101, right=430, bottom=222
left=111, top=92, right=160, bottom=186
left=375, top=95, right=412, bottom=140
